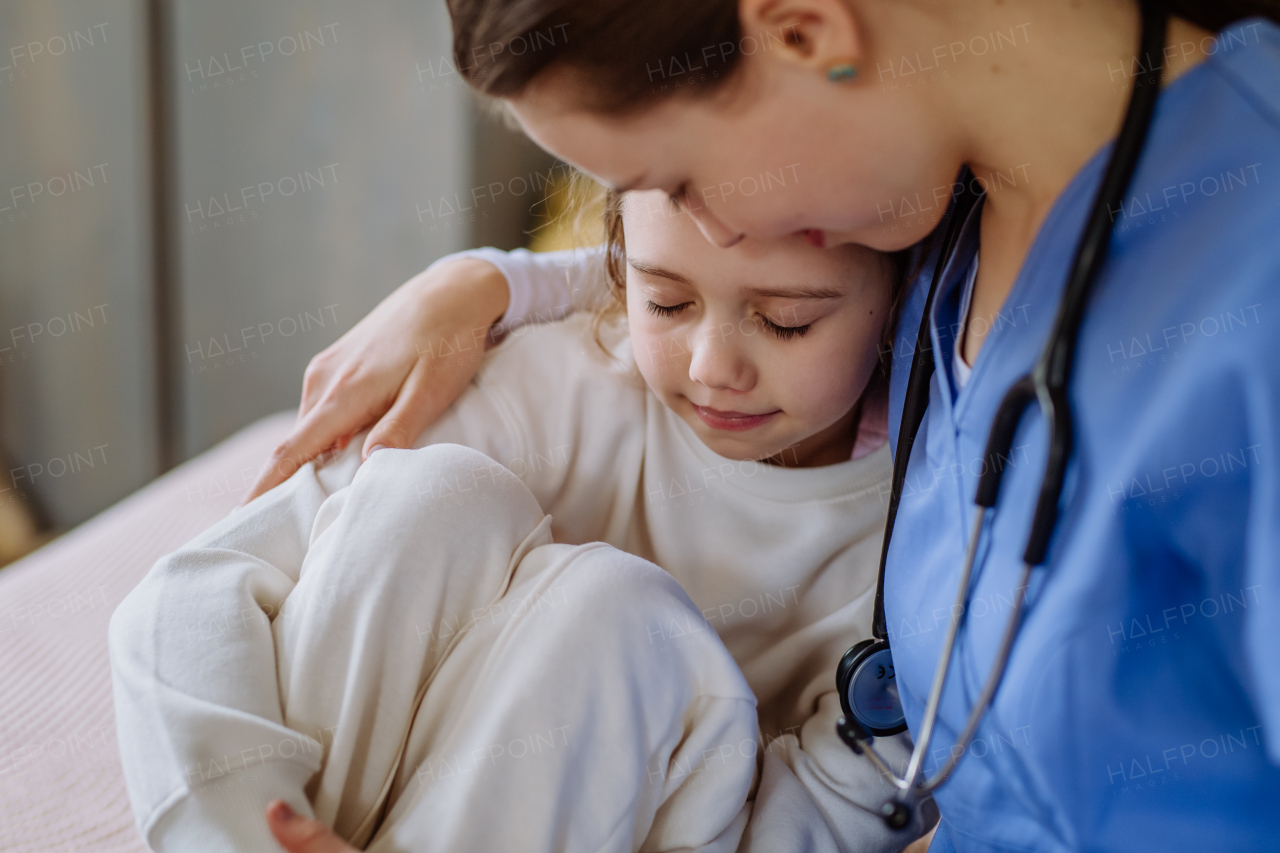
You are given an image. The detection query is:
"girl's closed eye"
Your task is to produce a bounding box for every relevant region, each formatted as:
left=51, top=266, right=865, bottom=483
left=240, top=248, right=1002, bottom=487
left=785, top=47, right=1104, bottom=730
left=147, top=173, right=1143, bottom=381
left=645, top=299, right=690, bottom=317
left=758, top=303, right=818, bottom=340
left=760, top=315, right=810, bottom=340
left=644, top=299, right=814, bottom=339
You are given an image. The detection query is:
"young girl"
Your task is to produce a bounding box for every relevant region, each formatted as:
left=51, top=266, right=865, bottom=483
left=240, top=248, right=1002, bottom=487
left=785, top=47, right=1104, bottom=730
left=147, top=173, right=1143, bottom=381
left=109, top=188, right=931, bottom=853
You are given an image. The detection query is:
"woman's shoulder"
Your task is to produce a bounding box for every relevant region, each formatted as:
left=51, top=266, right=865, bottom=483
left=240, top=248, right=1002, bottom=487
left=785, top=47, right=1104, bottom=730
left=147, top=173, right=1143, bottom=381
left=1205, top=17, right=1280, bottom=128
left=1115, top=21, right=1280, bottom=304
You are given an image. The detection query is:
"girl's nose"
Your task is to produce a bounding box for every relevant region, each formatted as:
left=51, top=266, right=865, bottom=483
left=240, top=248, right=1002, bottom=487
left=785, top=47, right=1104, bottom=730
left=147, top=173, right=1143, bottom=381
left=687, top=324, right=755, bottom=392
left=681, top=197, right=745, bottom=249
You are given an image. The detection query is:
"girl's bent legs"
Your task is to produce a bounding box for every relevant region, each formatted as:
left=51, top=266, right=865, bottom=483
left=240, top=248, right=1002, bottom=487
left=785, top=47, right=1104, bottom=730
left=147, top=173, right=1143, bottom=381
left=369, top=541, right=760, bottom=853
left=272, top=444, right=553, bottom=844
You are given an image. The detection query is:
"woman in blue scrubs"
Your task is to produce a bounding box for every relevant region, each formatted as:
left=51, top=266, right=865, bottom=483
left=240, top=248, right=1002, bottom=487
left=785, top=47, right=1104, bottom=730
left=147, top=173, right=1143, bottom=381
left=252, top=1, right=1280, bottom=850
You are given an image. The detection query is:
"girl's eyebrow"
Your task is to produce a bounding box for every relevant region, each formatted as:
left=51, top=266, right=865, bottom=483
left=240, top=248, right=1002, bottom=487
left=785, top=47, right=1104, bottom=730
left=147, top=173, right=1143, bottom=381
left=628, top=259, right=843, bottom=300
left=627, top=259, right=692, bottom=284
left=741, top=284, right=844, bottom=300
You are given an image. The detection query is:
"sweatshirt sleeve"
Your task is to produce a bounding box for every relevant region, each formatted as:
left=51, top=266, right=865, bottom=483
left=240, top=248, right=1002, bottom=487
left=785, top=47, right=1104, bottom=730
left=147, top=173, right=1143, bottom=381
left=107, top=317, right=640, bottom=852
left=107, top=446, right=366, bottom=853
left=426, top=245, right=609, bottom=332
left=416, top=315, right=648, bottom=548
left=739, top=690, right=933, bottom=853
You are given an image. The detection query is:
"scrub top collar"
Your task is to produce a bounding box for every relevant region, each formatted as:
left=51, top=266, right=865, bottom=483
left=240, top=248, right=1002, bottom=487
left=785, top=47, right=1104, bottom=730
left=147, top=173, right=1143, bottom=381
left=952, top=257, right=980, bottom=390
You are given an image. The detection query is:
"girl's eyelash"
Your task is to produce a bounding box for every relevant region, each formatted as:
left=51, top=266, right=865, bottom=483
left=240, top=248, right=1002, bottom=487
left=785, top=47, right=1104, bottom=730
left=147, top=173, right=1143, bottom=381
left=645, top=300, right=689, bottom=317
left=644, top=300, right=811, bottom=340
left=761, top=318, right=811, bottom=340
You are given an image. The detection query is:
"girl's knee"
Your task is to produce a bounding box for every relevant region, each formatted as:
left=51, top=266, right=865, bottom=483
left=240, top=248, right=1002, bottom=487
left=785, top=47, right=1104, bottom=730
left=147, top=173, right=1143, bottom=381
left=350, top=444, right=545, bottom=536
left=557, top=548, right=686, bottom=625
left=548, top=548, right=751, bottom=694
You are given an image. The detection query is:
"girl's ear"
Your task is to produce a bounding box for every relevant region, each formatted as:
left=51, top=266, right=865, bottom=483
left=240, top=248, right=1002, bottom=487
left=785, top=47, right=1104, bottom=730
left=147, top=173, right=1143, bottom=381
left=738, top=0, right=864, bottom=76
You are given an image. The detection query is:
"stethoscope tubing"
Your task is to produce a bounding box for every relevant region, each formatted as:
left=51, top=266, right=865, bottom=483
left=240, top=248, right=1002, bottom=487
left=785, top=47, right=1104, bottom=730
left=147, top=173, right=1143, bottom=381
left=900, top=508, right=987, bottom=792
left=842, top=0, right=1172, bottom=814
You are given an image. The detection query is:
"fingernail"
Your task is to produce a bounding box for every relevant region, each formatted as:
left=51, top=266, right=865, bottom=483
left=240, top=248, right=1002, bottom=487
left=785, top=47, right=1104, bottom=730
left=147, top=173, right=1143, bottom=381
left=270, top=800, right=295, bottom=821
left=367, top=444, right=387, bottom=457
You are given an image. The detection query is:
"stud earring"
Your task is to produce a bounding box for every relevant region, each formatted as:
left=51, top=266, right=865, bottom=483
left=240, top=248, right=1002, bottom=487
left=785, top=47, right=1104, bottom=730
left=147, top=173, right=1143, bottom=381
left=827, top=62, right=858, bottom=82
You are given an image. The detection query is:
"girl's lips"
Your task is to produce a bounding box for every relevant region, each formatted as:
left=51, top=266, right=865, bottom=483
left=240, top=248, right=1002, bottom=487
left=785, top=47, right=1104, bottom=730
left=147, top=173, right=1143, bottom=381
left=692, top=404, right=780, bottom=432
left=800, top=229, right=825, bottom=248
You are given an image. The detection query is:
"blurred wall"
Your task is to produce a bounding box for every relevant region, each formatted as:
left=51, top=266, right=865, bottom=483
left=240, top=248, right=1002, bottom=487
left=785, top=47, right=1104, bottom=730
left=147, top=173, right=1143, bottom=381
left=0, top=1, right=158, bottom=530
left=0, top=0, right=552, bottom=532
left=171, top=0, right=472, bottom=459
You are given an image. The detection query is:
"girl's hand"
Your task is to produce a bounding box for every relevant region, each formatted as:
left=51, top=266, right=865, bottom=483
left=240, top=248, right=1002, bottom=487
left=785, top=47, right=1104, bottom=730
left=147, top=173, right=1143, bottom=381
left=241, top=258, right=509, bottom=505
left=266, top=800, right=357, bottom=853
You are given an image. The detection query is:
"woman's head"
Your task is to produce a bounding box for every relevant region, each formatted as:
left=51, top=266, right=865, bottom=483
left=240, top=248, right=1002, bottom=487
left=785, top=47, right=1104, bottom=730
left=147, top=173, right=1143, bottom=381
left=600, top=189, right=898, bottom=466
left=451, top=0, right=1273, bottom=251
left=453, top=0, right=956, bottom=251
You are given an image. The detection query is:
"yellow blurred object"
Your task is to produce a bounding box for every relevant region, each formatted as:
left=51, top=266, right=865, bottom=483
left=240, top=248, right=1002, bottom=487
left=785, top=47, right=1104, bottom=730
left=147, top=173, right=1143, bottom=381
left=527, top=170, right=607, bottom=252
left=0, top=492, right=45, bottom=567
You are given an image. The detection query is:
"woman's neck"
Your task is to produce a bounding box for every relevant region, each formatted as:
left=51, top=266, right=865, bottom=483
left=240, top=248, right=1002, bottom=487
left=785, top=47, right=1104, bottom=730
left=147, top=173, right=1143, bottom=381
left=873, top=1, right=1213, bottom=364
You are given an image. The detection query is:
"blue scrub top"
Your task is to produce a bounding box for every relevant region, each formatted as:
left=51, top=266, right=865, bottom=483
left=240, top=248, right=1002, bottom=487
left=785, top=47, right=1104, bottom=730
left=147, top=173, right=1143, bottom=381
left=883, top=18, right=1280, bottom=853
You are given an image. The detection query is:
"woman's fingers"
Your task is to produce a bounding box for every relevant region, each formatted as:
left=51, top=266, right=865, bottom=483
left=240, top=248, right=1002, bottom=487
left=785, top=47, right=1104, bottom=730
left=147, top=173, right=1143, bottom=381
left=360, top=342, right=486, bottom=459
left=240, top=403, right=372, bottom=505
left=243, top=257, right=510, bottom=501
left=265, top=800, right=358, bottom=853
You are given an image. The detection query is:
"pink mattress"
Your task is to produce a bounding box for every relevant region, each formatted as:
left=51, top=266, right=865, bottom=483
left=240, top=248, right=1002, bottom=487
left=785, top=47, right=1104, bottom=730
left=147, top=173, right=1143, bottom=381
left=0, top=412, right=296, bottom=852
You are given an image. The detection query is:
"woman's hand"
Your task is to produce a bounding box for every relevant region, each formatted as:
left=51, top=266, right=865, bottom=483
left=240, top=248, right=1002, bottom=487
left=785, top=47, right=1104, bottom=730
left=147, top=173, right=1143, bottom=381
left=241, top=258, right=509, bottom=505
left=266, top=800, right=358, bottom=853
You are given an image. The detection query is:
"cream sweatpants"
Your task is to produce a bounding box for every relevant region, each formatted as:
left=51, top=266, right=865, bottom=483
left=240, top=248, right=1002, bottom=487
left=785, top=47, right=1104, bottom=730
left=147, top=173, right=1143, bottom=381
left=142, top=445, right=760, bottom=852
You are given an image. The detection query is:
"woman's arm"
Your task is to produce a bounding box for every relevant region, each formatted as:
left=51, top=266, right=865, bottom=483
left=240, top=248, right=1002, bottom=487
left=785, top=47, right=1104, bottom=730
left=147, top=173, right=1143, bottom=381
left=243, top=246, right=604, bottom=504
left=470, top=245, right=608, bottom=335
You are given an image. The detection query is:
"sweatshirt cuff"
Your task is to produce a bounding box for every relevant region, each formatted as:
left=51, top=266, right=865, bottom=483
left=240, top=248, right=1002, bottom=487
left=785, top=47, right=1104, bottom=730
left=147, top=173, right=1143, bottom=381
left=146, top=759, right=319, bottom=853
left=425, top=246, right=607, bottom=331
left=426, top=247, right=535, bottom=328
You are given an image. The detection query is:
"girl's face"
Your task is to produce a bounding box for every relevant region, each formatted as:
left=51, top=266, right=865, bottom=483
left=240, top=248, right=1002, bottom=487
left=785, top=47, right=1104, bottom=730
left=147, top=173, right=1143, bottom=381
left=620, top=191, right=889, bottom=467
left=507, top=3, right=963, bottom=252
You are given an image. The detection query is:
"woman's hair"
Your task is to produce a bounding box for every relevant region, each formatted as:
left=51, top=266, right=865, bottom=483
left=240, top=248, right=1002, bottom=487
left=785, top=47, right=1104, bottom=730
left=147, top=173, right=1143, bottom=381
left=448, top=0, right=1279, bottom=113
left=448, top=0, right=741, bottom=116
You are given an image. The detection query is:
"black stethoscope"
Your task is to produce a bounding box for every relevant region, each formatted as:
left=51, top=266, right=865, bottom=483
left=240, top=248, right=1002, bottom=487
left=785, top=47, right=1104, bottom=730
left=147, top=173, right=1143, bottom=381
left=834, top=1, right=1169, bottom=831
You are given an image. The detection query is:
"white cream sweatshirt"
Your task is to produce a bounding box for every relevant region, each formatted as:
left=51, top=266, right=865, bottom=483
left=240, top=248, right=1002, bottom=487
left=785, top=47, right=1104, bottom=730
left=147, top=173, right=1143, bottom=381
left=111, top=254, right=923, bottom=851
left=395, top=313, right=916, bottom=851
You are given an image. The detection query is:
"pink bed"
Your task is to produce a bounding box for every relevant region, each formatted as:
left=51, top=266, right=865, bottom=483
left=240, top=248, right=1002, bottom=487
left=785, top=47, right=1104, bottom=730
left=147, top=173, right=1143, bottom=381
left=0, top=412, right=295, bottom=852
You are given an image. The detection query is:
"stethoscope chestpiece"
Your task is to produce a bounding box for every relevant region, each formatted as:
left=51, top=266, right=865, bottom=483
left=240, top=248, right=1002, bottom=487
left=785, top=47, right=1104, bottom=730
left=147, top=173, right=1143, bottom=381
left=838, top=640, right=920, bottom=830
left=836, top=638, right=908, bottom=737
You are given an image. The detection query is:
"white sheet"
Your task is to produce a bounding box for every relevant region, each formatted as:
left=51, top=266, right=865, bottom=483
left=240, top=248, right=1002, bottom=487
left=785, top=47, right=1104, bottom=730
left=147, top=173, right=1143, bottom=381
left=0, top=411, right=294, bottom=852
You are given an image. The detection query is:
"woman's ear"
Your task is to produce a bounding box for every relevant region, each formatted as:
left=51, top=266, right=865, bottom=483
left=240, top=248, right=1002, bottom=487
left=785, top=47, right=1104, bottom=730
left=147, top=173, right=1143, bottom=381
left=738, top=0, right=863, bottom=75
